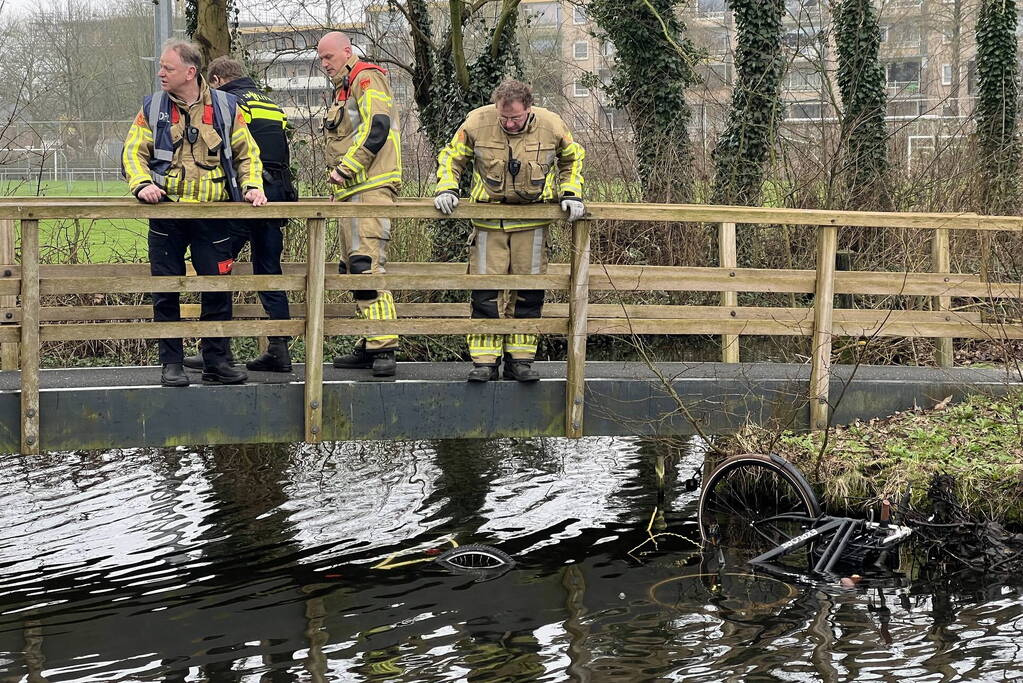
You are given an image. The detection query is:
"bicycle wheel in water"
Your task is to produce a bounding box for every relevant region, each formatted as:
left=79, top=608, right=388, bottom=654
left=435, top=544, right=515, bottom=571
left=698, top=454, right=821, bottom=562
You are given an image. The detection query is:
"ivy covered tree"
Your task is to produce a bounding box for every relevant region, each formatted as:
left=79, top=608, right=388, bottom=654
left=400, top=0, right=524, bottom=262
left=975, top=0, right=1020, bottom=213
left=710, top=0, right=784, bottom=206
left=835, top=0, right=891, bottom=211
left=589, top=0, right=699, bottom=203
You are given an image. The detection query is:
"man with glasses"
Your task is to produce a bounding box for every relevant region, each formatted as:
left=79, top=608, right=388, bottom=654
left=122, top=39, right=267, bottom=387
left=433, top=79, right=586, bottom=382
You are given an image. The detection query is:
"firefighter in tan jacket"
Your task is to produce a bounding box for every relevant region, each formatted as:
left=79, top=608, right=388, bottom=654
left=122, top=39, right=266, bottom=388
left=434, top=79, right=586, bottom=382
left=317, top=31, right=402, bottom=377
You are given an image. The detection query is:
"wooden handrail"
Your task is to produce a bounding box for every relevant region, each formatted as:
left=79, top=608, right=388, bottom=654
left=1, top=198, right=1023, bottom=232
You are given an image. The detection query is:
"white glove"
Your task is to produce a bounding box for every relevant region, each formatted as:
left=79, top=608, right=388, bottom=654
left=561, top=197, right=586, bottom=222
left=434, top=192, right=459, bottom=215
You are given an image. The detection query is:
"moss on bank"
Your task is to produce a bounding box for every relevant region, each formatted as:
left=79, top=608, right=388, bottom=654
left=725, top=392, right=1023, bottom=523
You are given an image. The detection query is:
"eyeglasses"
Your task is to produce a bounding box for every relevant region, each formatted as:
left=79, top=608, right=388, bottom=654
left=499, top=113, right=529, bottom=124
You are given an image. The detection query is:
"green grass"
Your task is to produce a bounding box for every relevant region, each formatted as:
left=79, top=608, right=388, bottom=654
left=731, top=392, right=1023, bottom=522
left=3, top=180, right=147, bottom=261
left=2, top=179, right=131, bottom=198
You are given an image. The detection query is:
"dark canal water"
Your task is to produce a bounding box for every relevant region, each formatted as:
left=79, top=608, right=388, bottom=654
left=1, top=438, right=1022, bottom=681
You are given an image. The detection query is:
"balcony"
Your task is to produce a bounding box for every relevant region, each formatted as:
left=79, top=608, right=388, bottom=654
left=265, top=75, right=331, bottom=92
left=887, top=80, right=922, bottom=97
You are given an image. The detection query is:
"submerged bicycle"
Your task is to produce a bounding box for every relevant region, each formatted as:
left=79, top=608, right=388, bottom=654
left=697, top=453, right=913, bottom=582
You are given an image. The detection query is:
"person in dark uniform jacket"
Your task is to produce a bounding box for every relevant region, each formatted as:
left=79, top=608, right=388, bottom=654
left=183, top=56, right=298, bottom=373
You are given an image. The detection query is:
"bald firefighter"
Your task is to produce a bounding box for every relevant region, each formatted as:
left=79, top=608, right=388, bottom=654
left=317, top=31, right=402, bottom=377
left=122, top=39, right=267, bottom=387
left=433, top=79, right=586, bottom=382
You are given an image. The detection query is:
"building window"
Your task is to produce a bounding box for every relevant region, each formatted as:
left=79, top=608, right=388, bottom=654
left=573, top=6, right=587, bottom=24
left=573, top=81, right=589, bottom=97
left=785, top=67, right=822, bottom=92
left=529, top=2, right=561, bottom=25
left=574, top=41, right=589, bottom=60
left=697, top=0, right=727, bottom=16
left=530, top=36, right=559, bottom=55
left=942, top=64, right=953, bottom=85
left=574, top=112, right=589, bottom=130
left=710, top=30, right=730, bottom=55
left=882, top=23, right=921, bottom=46
left=787, top=101, right=823, bottom=120
left=782, top=28, right=822, bottom=59
left=786, top=0, right=819, bottom=12
left=887, top=60, right=922, bottom=90
left=602, top=40, right=616, bottom=58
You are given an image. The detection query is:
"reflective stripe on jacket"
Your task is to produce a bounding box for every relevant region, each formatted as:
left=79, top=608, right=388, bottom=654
left=322, top=56, right=402, bottom=201
left=122, top=80, right=263, bottom=202
left=436, top=105, right=585, bottom=231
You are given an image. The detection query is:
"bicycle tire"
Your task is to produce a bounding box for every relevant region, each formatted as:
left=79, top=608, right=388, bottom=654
left=698, top=454, right=821, bottom=563
left=648, top=572, right=798, bottom=617
left=435, top=544, right=515, bottom=570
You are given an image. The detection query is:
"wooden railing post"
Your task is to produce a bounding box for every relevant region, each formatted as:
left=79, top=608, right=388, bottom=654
left=304, top=217, right=326, bottom=443
left=932, top=227, right=953, bottom=367
left=809, top=225, right=838, bottom=431
left=718, top=221, right=739, bottom=363
left=566, top=219, right=591, bottom=438
left=20, top=219, right=40, bottom=454
left=0, top=219, right=18, bottom=370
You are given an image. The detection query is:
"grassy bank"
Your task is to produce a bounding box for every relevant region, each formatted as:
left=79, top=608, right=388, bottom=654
left=725, top=391, right=1023, bottom=523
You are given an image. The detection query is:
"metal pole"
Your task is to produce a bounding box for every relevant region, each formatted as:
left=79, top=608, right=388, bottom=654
left=153, top=0, right=174, bottom=91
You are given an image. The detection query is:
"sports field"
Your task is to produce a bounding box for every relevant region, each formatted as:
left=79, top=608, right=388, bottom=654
left=5, top=180, right=152, bottom=262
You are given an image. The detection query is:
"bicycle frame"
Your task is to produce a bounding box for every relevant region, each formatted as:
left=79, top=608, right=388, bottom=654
left=749, top=513, right=913, bottom=577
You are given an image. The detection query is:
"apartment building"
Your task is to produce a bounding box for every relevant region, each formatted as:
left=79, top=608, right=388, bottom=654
left=236, top=0, right=979, bottom=167
left=687, top=0, right=977, bottom=125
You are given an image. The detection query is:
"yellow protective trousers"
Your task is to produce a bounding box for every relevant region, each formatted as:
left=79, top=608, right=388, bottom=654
left=338, top=187, right=398, bottom=351
left=466, top=225, right=549, bottom=364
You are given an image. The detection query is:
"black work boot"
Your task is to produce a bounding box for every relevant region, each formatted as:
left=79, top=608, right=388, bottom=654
left=184, top=348, right=234, bottom=370
left=333, top=340, right=373, bottom=369
left=503, top=359, right=540, bottom=382
left=202, top=360, right=248, bottom=385
left=371, top=350, right=396, bottom=377
left=161, top=363, right=189, bottom=387
left=246, top=338, right=293, bottom=372
left=467, top=363, right=500, bottom=382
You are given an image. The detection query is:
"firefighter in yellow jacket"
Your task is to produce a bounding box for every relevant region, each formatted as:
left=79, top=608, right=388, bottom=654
left=434, top=79, right=586, bottom=382
left=122, top=39, right=266, bottom=388
left=317, top=31, right=402, bottom=377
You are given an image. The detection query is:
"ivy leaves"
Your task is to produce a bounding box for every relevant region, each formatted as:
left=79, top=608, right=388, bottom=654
left=710, top=0, right=785, bottom=206
left=976, top=0, right=1020, bottom=213
left=835, top=0, right=891, bottom=210
left=589, top=0, right=698, bottom=203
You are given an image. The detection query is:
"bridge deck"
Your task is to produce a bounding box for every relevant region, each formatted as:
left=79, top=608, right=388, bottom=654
left=0, top=362, right=1016, bottom=452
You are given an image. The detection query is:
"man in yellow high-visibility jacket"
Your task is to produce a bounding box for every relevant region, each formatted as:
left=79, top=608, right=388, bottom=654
left=317, top=31, right=402, bottom=377
left=433, top=79, right=586, bottom=382
left=122, top=39, right=266, bottom=388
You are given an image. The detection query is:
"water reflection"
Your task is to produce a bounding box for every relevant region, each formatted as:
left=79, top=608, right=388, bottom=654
left=0, top=438, right=1021, bottom=681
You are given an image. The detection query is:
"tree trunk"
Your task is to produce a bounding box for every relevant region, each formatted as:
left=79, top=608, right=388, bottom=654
left=193, top=0, right=232, bottom=66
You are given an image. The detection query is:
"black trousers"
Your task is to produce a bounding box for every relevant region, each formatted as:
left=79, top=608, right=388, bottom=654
left=149, top=218, right=235, bottom=365
left=228, top=176, right=291, bottom=336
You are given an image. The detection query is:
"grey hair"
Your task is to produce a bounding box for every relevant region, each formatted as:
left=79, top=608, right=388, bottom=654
left=162, top=39, right=203, bottom=72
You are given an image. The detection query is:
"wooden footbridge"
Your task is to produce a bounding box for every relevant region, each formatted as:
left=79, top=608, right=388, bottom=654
left=0, top=198, right=1022, bottom=454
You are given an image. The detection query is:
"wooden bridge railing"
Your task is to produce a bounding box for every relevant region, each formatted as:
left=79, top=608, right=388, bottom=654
left=0, top=198, right=1021, bottom=454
